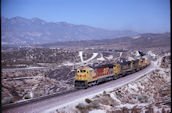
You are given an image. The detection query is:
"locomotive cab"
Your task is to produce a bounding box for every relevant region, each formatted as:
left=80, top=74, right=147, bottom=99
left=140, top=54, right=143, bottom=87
left=74, top=66, right=93, bottom=88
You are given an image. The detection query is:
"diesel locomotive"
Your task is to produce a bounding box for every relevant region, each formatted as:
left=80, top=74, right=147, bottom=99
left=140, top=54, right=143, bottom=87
left=74, top=57, right=150, bottom=89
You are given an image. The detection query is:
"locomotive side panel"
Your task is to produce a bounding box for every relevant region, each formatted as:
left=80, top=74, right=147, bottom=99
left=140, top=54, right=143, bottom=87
left=120, top=61, right=132, bottom=73
left=133, top=59, right=139, bottom=70
left=93, top=67, right=111, bottom=79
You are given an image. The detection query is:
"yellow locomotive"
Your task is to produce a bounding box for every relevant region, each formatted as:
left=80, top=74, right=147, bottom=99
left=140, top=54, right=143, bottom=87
left=74, top=57, right=150, bottom=89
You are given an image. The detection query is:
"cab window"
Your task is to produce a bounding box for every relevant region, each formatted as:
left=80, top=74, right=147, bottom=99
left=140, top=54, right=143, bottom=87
left=80, top=70, right=86, bottom=73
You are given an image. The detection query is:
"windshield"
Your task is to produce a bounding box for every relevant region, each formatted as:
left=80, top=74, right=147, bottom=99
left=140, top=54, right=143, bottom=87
left=80, top=70, right=86, bottom=73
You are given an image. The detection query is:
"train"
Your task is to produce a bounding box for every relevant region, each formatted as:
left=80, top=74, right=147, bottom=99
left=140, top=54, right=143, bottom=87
left=74, top=56, right=150, bottom=89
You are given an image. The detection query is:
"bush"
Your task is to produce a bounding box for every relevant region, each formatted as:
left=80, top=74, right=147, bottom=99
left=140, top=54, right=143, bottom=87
left=33, top=92, right=40, bottom=97
left=103, top=91, right=106, bottom=95
left=75, top=103, right=87, bottom=110
left=122, top=107, right=129, bottom=113
left=1, top=96, right=13, bottom=105
left=95, top=95, right=100, bottom=98
left=137, top=95, right=148, bottom=103
left=89, top=100, right=100, bottom=108
left=85, top=98, right=92, bottom=103
left=103, top=91, right=111, bottom=97
left=75, top=100, right=100, bottom=113
left=76, top=103, right=91, bottom=113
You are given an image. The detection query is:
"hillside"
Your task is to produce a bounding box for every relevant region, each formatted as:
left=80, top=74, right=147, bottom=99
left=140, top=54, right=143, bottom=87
left=36, top=32, right=170, bottom=49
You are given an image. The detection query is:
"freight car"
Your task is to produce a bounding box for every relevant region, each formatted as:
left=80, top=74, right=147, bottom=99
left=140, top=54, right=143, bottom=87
left=74, top=57, right=150, bottom=89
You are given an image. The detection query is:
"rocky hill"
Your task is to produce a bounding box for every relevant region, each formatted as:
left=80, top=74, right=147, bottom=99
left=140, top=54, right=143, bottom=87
left=36, top=32, right=170, bottom=49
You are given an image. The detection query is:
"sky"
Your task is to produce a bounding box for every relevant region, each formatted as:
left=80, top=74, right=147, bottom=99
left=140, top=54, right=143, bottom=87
left=1, top=0, right=170, bottom=33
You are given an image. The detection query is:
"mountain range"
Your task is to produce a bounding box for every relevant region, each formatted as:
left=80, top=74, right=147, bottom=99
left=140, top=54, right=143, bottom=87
left=1, top=16, right=138, bottom=46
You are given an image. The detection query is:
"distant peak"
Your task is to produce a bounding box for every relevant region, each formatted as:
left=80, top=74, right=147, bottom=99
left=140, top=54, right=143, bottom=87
left=10, top=16, right=30, bottom=22
left=56, top=21, right=69, bottom=24
left=55, top=21, right=74, bottom=26
left=31, top=17, right=44, bottom=22
left=12, top=16, right=26, bottom=20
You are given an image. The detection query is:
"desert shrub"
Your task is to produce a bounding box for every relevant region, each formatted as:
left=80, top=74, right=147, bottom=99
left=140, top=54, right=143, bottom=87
left=137, top=95, right=148, bottom=103
left=103, top=93, right=111, bottom=97
left=1, top=96, right=13, bottom=105
left=103, top=91, right=111, bottom=97
left=40, top=93, right=43, bottom=96
left=34, top=92, right=40, bottom=97
left=94, top=95, right=100, bottom=98
left=76, top=100, right=100, bottom=113
left=76, top=101, right=100, bottom=113
left=76, top=103, right=87, bottom=110
left=122, top=107, right=129, bottom=113
left=103, top=91, right=106, bottom=95
left=98, top=95, right=116, bottom=106
left=85, top=98, right=92, bottom=103
left=89, top=100, right=100, bottom=108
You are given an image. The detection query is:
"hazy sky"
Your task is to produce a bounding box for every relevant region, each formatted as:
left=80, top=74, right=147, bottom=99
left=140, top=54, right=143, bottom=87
left=2, top=0, right=170, bottom=33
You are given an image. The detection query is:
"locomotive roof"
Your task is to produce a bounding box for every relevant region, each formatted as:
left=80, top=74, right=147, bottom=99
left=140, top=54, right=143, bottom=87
left=118, top=61, right=131, bottom=65
left=78, top=58, right=143, bottom=70
left=93, top=64, right=114, bottom=69
left=78, top=66, right=93, bottom=70
left=133, top=59, right=139, bottom=62
left=118, top=59, right=140, bottom=65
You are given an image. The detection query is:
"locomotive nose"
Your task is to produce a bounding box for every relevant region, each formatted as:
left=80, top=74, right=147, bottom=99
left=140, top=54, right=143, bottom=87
left=76, top=74, right=87, bottom=80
